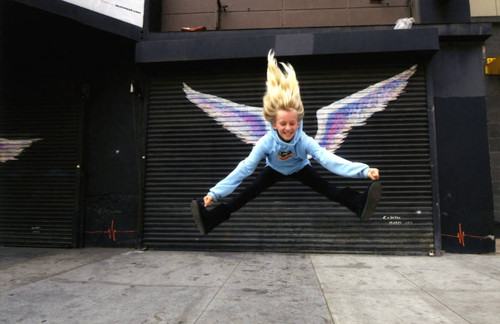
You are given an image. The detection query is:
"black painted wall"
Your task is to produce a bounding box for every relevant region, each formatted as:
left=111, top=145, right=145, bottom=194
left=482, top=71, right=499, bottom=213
left=82, top=35, right=142, bottom=248
left=79, top=21, right=142, bottom=249
left=431, top=42, right=496, bottom=253
left=483, top=23, right=500, bottom=234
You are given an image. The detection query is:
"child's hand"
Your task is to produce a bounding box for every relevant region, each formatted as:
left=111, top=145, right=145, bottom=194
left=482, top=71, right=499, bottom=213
left=204, top=195, right=214, bottom=207
left=367, top=168, right=379, bottom=181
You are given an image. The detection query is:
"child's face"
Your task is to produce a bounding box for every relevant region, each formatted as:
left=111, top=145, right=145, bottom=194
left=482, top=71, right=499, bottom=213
left=273, top=110, right=299, bottom=142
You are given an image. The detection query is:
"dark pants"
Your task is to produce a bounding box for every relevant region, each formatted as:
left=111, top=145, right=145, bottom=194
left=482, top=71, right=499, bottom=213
left=226, top=165, right=359, bottom=213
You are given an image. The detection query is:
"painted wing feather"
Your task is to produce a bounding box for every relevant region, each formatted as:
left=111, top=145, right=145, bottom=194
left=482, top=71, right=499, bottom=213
left=0, top=138, right=42, bottom=163
left=183, top=84, right=268, bottom=145
left=314, top=65, right=417, bottom=153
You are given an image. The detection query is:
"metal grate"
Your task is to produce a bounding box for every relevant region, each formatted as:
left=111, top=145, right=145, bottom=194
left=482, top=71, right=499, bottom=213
left=0, top=79, right=82, bottom=247
left=143, top=59, right=434, bottom=254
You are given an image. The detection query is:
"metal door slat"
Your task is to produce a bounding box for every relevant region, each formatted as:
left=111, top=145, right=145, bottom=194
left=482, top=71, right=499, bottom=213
left=0, top=79, right=82, bottom=247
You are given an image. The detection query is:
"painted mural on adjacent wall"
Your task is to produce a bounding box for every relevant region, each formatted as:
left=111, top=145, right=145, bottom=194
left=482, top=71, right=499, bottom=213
left=0, top=138, right=41, bottom=163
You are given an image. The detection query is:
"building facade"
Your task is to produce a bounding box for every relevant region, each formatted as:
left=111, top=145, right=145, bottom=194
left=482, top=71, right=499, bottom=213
left=0, top=0, right=495, bottom=254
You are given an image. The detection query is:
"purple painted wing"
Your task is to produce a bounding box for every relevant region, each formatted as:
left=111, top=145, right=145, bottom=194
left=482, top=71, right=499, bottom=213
left=183, top=84, right=269, bottom=145
left=314, top=65, right=417, bottom=153
left=0, top=138, right=42, bottom=163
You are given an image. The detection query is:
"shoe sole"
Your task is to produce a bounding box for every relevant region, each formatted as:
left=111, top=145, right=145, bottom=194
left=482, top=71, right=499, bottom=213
left=190, top=200, right=208, bottom=235
left=360, top=182, right=382, bottom=221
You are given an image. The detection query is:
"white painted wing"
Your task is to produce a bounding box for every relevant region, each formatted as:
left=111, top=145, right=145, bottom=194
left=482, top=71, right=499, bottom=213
left=314, top=65, right=417, bottom=153
left=0, top=138, right=42, bottom=163
left=183, top=84, right=269, bottom=145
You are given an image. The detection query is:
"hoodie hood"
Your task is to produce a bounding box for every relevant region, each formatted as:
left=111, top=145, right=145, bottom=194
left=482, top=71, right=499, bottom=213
left=269, top=119, right=304, bottom=147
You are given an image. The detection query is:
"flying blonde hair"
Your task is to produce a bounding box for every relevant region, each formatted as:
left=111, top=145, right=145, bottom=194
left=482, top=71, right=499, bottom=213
left=263, top=50, right=304, bottom=124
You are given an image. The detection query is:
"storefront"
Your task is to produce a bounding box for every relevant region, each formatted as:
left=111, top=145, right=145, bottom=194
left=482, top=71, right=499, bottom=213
left=138, top=28, right=441, bottom=254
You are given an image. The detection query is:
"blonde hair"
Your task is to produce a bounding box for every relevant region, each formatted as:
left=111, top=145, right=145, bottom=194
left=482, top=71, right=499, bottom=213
left=263, top=50, right=304, bottom=124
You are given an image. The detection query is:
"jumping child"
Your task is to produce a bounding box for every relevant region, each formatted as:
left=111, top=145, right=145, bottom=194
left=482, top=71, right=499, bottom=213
left=190, top=50, right=381, bottom=235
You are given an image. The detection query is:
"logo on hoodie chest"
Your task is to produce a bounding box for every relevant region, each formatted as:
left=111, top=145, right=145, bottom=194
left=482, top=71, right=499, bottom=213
left=278, top=150, right=294, bottom=161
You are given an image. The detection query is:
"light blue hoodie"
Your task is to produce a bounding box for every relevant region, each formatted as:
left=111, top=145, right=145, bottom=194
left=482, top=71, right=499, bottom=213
left=208, top=121, right=370, bottom=202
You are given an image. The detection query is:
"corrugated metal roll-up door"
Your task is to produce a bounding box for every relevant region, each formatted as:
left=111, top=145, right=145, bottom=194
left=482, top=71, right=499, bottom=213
left=144, top=59, right=434, bottom=254
left=0, top=79, right=83, bottom=247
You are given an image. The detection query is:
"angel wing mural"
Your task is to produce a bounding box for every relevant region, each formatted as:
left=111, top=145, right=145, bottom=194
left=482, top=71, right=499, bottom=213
left=183, top=65, right=417, bottom=152
left=0, top=138, right=42, bottom=163
left=183, top=83, right=270, bottom=145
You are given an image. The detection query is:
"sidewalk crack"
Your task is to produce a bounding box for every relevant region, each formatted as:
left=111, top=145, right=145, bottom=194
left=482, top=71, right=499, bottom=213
left=309, top=255, right=336, bottom=324
left=193, top=258, right=241, bottom=324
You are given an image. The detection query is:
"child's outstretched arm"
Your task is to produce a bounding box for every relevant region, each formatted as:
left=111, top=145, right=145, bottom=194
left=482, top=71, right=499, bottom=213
left=204, top=136, right=268, bottom=207
left=305, top=136, right=379, bottom=179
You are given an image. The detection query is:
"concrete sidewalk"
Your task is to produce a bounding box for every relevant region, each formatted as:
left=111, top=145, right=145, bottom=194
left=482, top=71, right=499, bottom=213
left=1, top=245, right=499, bottom=324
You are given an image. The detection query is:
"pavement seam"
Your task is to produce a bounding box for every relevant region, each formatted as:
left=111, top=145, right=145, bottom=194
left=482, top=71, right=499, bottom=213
left=49, top=277, right=219, bottom=289
left=309, top=254, right=336, bottom=324
left=0, top=250, right=125, bottom=294
left=193, top=257, right=242, bottom=324
left=377, top=257, right=472, bottom=324
left=408, top=282, right=472, bottom=323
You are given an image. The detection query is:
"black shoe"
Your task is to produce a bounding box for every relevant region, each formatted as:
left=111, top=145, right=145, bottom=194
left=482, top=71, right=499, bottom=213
left=190, top=200, right=232, bottom=235
left=190, top=200, right=208, bottom=235
left=358, top=181, right=382, bottom=221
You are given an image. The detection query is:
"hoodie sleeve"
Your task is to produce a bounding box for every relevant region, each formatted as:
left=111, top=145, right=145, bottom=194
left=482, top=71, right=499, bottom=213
left=207, top=136, right=268, bottom=202
left=304, top=136, right=369, bottom=178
